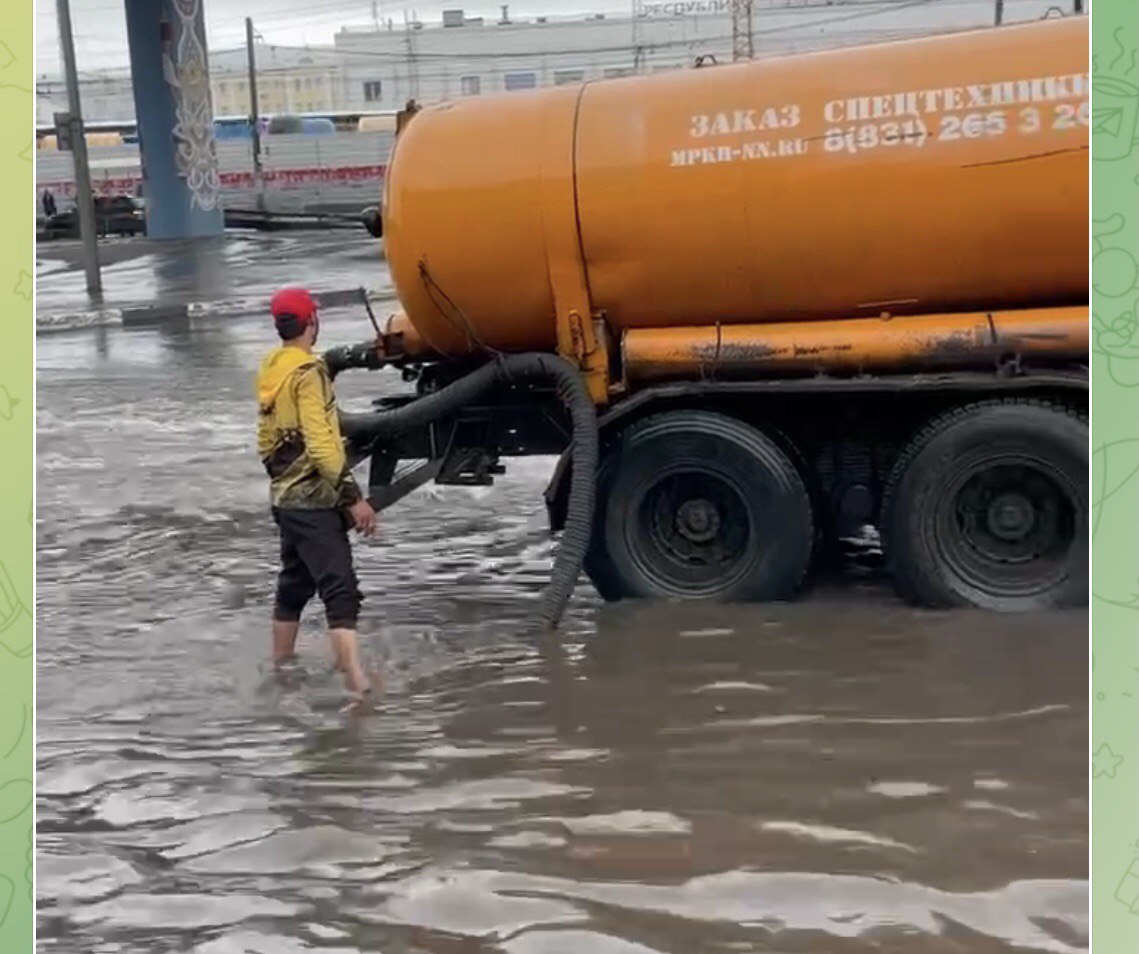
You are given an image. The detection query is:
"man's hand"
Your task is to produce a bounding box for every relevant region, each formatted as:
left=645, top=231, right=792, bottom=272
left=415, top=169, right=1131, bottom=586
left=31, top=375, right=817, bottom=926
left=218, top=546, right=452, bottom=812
left=349, top=498, right=378, bottom=537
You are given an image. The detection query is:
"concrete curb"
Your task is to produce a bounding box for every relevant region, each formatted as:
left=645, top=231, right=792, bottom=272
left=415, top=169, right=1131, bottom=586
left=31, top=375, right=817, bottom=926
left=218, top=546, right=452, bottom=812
left=36, top=287, right=398, bottom=336
left=36, top=309, right=124, bottom=334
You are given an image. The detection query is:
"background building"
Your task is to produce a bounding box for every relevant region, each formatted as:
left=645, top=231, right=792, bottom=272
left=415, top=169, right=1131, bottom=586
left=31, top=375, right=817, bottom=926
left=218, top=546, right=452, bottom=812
left=37, top=0, right=1067, bottom=125
left=331, top=0, right=1054, bottom=109
left=209, top=46, right=344, bottom=117
left=332, top=9, right=726, bottom=110
left=36, top=72, right=134, bottom=126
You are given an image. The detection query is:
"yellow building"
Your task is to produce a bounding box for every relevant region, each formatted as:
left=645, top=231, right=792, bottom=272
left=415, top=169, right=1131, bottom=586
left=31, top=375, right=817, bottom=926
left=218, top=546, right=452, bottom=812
left=211, top=66, right=339, bottom=117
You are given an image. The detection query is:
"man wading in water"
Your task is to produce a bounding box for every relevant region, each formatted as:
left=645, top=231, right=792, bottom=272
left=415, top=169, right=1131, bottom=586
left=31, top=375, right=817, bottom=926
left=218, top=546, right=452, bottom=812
left=257, top=288, right=378, bottom=711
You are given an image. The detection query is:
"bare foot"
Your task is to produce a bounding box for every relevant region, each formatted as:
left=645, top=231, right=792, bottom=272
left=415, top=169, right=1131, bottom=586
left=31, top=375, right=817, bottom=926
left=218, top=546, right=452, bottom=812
left=339, top=671, right=384, bottom=715
left=339, top=687, right=374, bottom=715
left=270, top=654, right=304, bottom=689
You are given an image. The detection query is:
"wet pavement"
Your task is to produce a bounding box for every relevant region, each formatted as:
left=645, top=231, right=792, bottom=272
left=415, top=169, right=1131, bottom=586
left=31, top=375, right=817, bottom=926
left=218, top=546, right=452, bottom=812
left=36, top=232, right=390, bottom=317
left=37, top=308, right=1088, bottom=953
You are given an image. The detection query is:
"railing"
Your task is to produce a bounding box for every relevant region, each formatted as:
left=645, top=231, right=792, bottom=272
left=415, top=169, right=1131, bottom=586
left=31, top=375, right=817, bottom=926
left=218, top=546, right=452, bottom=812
left=36, top=132, right=395, bottom=216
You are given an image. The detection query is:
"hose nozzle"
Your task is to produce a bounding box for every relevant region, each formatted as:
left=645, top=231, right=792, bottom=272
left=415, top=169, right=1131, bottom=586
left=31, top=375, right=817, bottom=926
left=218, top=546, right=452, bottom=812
left=323, top=340, right=387, bottom=379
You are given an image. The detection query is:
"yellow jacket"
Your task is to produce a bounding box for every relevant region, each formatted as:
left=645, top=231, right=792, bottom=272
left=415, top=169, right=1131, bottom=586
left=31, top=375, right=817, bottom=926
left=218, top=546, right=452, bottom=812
left=256, top=345, right=362, bottom=510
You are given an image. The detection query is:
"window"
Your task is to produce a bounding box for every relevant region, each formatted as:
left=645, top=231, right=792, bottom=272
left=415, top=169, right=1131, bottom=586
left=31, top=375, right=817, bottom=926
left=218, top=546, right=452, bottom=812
left=603, top=66, right=634, bottom=79
left=504, top=71, right=536, bottom=91
left=363, top=80, right=383, bottom=102
left=460, top=75, right=481, bottom=96
left=552, top=69, right=585, bottom=86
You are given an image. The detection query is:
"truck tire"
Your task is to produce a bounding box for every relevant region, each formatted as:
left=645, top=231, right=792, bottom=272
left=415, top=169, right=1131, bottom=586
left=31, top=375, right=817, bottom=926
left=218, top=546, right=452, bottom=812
left=585, top=410, right=814, bottom=602
left=882, top=399, right=1087, bottom=611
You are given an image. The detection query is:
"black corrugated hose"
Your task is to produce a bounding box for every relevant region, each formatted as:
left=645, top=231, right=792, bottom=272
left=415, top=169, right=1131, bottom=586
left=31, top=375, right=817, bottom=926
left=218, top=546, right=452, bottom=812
left=331, top=349, right=598, bottom=631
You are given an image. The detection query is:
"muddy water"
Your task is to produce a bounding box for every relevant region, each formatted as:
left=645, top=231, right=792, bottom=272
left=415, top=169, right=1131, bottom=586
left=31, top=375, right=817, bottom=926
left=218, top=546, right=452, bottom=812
left=36, top=233, right=393, bottom=315
left=37, top=312, right=1088, bottom=953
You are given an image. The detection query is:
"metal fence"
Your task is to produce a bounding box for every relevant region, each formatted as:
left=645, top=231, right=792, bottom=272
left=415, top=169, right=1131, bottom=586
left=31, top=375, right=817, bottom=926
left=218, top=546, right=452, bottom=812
left=36, top=132, right=395, bottom=215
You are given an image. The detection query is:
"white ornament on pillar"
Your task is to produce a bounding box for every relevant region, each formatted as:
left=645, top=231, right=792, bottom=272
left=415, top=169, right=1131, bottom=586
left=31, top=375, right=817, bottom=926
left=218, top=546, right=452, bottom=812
left=161, top=0, right=221, bottom=212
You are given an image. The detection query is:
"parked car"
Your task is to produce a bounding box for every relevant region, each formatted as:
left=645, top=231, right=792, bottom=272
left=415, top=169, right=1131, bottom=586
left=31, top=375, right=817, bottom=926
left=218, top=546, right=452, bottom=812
left=42, top=195, right=145, bottom=240
left=361, top=205, right=382, bottom=238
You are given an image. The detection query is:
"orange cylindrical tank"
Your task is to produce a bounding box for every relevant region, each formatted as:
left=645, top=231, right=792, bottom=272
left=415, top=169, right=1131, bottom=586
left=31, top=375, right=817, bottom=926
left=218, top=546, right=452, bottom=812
left=383, top=17, right=1088, bottom=358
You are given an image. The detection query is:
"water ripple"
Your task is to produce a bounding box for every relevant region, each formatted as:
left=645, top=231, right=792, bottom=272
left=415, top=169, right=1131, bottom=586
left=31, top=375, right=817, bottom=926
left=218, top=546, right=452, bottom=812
left=36, top=310, right=1088, bottom=952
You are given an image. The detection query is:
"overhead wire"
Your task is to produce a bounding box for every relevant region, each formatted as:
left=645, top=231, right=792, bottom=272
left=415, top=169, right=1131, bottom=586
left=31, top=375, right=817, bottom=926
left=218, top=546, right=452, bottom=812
left=39, top=0, right=1033, bottom=96
left=220, top=5, right=941, bottom=63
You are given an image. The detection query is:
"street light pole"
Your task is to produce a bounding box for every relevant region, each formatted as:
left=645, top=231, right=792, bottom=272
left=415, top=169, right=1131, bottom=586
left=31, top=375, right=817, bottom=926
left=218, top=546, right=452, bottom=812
left=245, top=17, right=265, bottom=210
left=56, top=0, right=102, bottom=295
left=731, top=0, right=754, bottom=62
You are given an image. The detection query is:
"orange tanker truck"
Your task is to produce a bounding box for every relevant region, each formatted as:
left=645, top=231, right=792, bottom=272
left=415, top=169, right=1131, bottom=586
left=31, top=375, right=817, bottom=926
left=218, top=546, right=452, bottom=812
left=332, top=15, right=1089, bottom=624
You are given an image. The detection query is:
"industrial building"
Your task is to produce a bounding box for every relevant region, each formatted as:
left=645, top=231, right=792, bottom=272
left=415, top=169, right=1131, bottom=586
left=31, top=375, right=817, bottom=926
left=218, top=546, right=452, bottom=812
left=36, top=0, right=1065, bottom=125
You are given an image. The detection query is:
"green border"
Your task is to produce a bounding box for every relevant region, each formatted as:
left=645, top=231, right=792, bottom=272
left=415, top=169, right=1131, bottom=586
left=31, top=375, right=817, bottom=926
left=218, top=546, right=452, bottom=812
left=0, top=0, right=33, bottom=950
left=1092, top=0, right=1139, bottom=950
left=3, top=4, right=1131, bottom=953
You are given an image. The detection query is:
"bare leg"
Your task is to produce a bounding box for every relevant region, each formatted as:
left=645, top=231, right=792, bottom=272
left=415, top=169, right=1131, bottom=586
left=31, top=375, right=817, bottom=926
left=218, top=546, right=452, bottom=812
left=272, top=619, right=300, bottom=665
left=329, top=628, right=371, bottom=695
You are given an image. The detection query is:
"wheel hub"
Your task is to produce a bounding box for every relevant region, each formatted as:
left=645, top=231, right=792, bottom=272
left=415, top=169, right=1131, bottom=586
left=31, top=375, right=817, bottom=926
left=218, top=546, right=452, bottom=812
left=676, top=498, right=721, bottom=544
left=939, top=458, right=1077, bottom=600
left=986, top=492, right=1036, bottom=542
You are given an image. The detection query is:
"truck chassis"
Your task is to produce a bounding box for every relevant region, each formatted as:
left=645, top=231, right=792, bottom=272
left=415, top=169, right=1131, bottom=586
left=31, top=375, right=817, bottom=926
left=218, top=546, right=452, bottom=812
left=348, top=364, right=1087, bottom=612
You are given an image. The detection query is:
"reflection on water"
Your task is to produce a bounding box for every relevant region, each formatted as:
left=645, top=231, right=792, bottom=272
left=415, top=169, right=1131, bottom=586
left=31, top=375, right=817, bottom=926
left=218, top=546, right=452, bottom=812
left=37, top=312, right=1088, bottom=952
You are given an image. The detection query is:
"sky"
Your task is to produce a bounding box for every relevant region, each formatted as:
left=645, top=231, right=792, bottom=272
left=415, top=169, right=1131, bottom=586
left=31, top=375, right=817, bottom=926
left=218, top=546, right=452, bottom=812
left=36, top=0, right=639, bottom=75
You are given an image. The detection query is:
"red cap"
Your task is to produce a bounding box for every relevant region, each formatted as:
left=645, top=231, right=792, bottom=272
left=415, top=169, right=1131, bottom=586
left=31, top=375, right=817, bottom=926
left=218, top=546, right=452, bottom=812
left=270, top=287, right=318, bottom=327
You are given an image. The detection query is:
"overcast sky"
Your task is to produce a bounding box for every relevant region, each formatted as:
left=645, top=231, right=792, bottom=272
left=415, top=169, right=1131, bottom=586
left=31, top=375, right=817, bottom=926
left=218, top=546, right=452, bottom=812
left=36, top=0, right=637, bottom=75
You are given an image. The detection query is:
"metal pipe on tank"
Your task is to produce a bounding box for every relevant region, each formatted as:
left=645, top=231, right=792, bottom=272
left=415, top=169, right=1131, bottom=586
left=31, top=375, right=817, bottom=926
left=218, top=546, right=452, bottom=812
left=622, top=307, right=1089, bottom=382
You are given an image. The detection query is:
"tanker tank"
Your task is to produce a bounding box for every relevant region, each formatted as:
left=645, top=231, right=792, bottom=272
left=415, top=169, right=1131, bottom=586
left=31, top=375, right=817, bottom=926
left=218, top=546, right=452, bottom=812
left=382, top=16, right=1087, bottom=359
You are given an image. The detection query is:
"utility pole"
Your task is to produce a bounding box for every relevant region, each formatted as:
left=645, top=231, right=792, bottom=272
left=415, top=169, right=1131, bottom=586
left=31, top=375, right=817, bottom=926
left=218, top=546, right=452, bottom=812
left=631, top=0, right=644, bottom=72
left=403, top=10, right=419, bottom=100
left=413, top=10, right=421, bottom=98
left=55, top=0, right=101, bottom=294
left=1073, top=0, right=1082, bottom=12
left=994, top=0, right=1004, bottom=25
left=730, top=0, right=754, bottom=62
left=245, top=17, right=264, bottom=210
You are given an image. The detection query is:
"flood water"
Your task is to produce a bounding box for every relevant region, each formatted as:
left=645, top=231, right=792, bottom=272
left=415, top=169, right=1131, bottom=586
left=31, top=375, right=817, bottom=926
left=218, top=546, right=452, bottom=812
left=37, top=310, right=1088, bottom=953
left=36, top=233, right=392, bottom=316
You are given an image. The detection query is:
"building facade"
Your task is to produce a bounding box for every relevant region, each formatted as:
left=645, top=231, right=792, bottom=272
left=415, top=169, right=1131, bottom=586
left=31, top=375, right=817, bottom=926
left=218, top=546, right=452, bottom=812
left=329, top=0, right=1065, bottom=110
left=36, top=73, right=135, bottom=126
left=208, top=46, right=344, bottom=118
left=37, top=0, right=1066, bottom=125
left=332, top=10, right=729, bottom=111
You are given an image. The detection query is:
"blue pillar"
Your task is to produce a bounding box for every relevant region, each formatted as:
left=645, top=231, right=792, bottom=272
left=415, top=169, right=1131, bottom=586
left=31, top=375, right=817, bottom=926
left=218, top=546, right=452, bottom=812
left=125, top=0, right=223, bottom=239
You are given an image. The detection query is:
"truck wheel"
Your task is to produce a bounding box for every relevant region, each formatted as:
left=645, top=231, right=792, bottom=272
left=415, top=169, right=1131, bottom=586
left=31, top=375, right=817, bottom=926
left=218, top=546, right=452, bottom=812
left=882, top=399, right=1087, bottom=610
left=585, top=410, right=814, bottom=602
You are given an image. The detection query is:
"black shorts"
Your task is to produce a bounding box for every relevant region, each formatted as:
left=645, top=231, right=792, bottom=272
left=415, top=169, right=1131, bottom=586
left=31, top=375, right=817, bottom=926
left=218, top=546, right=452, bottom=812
left=272, top=508, right=363, bottom=630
